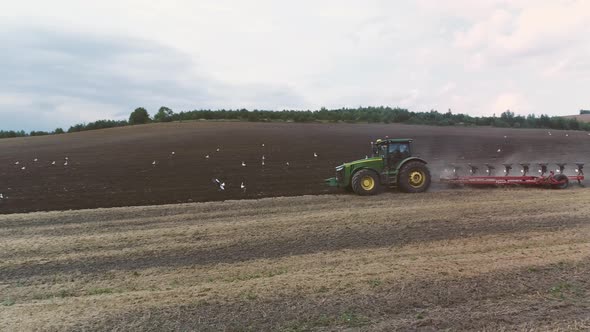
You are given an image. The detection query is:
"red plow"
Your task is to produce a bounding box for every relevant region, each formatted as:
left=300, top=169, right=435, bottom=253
left=441, top=163, right=585, bottom=189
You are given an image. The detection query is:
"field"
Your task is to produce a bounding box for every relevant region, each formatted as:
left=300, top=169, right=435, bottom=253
left=1, top=189, right=589, bottom=331
left=1, top=122, right=589, bottom=330
left=1, top=121, right=590, bottom=214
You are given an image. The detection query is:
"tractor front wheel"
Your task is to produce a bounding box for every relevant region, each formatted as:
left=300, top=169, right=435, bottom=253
left=351, top=169, right=381, bottom=196
left=398, top=161, right=431, bottom=193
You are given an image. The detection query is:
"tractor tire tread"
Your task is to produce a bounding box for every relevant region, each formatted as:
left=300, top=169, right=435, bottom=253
left=351, top=169, right=381, bottom=196
left=398, top=161, right=431, bottom=193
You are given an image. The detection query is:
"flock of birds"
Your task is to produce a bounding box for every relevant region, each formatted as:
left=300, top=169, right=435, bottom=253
left=1, top=156, right=71, bottom=201
left=146, top=144, right=318, bottom=192
left=10, top=156, right=69, bottom=171
left=1, top=130, right=587, bottom=203
left=0, top=143, right=320, bottom=201
left=201, top=144, right=318, bottom=192
left=0, top=142, right=320, bottom=201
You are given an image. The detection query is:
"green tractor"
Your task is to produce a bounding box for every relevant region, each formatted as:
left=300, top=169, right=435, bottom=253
left=325, top=138, right=431, bottom=195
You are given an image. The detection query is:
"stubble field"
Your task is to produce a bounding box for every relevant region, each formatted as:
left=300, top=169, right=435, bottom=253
left=1, top=122, right=589, bottom=331
left=1, top=188, right=589, bottom=331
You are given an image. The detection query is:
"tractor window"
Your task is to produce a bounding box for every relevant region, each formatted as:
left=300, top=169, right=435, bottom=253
left=388, top=143, right=400, bottom=154
left=387, top=143, right=410, bottom=165
left=399, top=143, right=410, bottom=157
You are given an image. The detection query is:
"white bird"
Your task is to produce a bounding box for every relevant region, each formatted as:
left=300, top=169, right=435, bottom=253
left=261, top=160, right=265, bottom=166
left=503, top=135, right=507, bottom=139
left=213, top=179, right=225, bottom=190
left=240, top=182, right=246, bottom=190
left=241, top=161, right=246, bottom=167
left=565, top=133, right=569, bottom=137
left=285, top=162, right=290, bottom=166
left=497, top=148, right=501, bottom=153
left=205, top=155, right=210, bottom=159
left=64, top=161, right=68, bottom=166
left=365, top=155, right=368, bottom=159
left=0, top=193, right=3, bottom=199
left=33, top=158, right=38, bottom=162
left=548, top=132, right=552, bottom=136
left=65, top=157, right=69, bottom=160
left=152, top=161, right=156, bottom=165
left=216, top=147, right=220, bottom=152
left=262, top=155, right=265, bottom=160
left=314, top=152, right=318, bottom=158
left=51, top=161, right=56, bottom=165
left=261, top=143, right=265, bottom=147
left=21, top=166, right=26, bottom=170
left=171, top=151, right=175, bottom=155
left=14, top=161, right=19, bottom=165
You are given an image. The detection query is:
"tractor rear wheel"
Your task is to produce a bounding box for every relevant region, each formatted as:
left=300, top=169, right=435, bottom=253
left=398, top=161, right=431, bottom=193
left=351, top=169, right=381, bottom=195
left=551, top=174, right=569, bottom=189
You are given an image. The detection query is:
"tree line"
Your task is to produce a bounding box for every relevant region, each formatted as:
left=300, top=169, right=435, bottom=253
left=1, top=106, right=589, bottom=139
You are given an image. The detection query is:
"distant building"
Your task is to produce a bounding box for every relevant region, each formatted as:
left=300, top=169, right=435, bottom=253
left=581, top=109, right=590, bottom=115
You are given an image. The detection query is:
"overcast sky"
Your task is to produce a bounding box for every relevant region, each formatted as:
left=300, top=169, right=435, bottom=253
left=1, top=0, right=589, bottom=131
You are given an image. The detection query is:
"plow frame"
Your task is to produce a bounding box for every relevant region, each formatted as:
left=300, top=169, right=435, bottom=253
left=441, top=173, right=584, bottom=188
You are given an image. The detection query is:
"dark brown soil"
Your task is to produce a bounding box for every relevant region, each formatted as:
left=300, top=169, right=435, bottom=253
left=1, top=122, right=588, bottom=213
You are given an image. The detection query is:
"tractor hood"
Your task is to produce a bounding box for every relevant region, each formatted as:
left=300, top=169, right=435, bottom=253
left=338, top=156, right=383, bottom=169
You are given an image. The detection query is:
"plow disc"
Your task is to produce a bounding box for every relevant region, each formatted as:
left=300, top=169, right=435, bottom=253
left=441, top=163, right=584, bottom=189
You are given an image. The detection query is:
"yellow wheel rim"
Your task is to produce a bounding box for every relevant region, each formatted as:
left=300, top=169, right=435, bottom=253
left=409, top=170, right=425, bottom=188
left=361, top=176, right=375, bottom=191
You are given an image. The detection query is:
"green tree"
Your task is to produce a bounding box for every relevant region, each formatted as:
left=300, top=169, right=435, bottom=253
left=154, top=106, right=174, bottom=122
left=53, top=128, right=65, bottom=134
left=129, top=107, right=151, bottom=125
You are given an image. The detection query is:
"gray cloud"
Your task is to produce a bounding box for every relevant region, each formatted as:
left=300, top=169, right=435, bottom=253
left=0, top=27, right=307, bottom=130
left=1, top=1, right=589, bottom=131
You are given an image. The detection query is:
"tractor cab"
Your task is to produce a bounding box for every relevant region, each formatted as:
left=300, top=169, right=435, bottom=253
left=373, top=138, right=413, bottom=169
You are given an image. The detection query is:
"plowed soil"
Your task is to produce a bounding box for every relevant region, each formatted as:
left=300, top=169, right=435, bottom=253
left=1, top=189, right=589, bottom=331
left=1, top=122, right=589, bottom=214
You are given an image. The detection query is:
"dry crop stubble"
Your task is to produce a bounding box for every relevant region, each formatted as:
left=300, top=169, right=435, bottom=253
left=1, top=189, right=589, bottom=330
